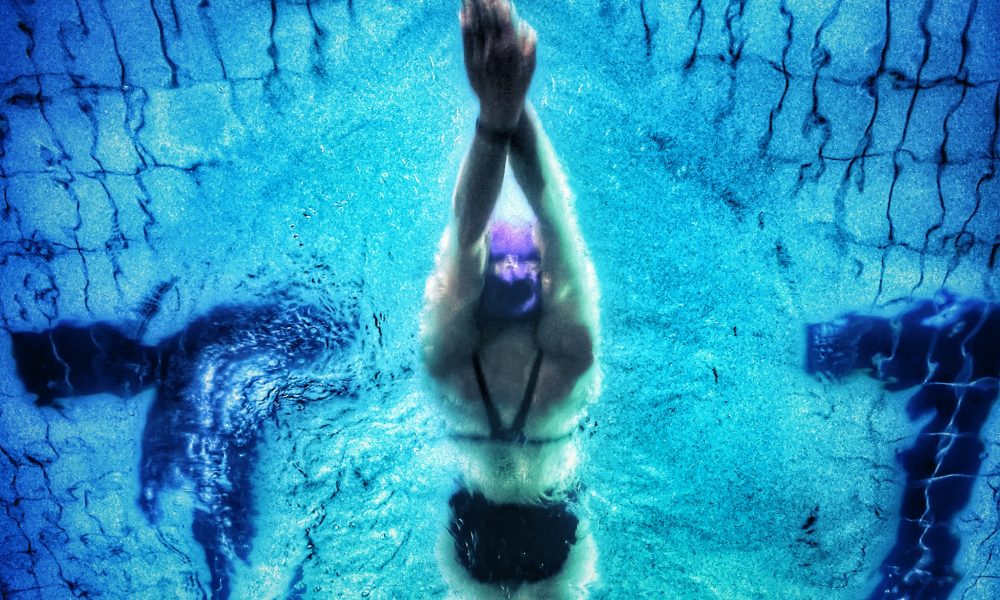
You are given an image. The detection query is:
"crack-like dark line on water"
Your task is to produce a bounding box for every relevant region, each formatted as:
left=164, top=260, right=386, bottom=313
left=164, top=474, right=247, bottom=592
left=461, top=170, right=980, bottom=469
left=195, top=0, right=250, bottom=132
left=883, top=0, right=934, bottom=248
left=942, top=80, right=1000, bottom=289
left=911, top=0, right=978, bottom=297
left=305, top=0, right=328, bottom=78
left=149, top=0, right=181, bottom=88
left=759, top=0, right=793, bottom=157
left=791, top=0, right=841, bottom=198
left=96, top=0, right=128, bottom=89
left=639, top=0, right=653, bottom=58
left=684, top=0, right=705, bottom=71
left=716, top=0, right=746, bottom=124
left=263, top=0, right=282, bottom=106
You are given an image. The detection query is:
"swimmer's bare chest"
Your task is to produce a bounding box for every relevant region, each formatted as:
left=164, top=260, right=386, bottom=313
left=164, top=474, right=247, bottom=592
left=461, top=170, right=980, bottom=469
left=449, top=325, right=579, bottom=422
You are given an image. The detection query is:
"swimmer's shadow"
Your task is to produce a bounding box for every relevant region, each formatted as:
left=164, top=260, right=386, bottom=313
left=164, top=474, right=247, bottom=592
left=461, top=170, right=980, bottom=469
left=10, top=302, right=358, bottom=600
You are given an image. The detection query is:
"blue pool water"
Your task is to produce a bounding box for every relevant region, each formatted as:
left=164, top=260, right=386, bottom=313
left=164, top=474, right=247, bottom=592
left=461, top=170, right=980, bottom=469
left=1, top=0, right=998, bottom=598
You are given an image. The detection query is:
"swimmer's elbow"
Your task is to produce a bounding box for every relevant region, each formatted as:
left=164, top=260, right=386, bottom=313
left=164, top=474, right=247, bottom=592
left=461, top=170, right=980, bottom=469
left=419, top=324, right=449, bottom=380
left=420, top=323, right=475, bottom=381
left=421, top=348, right=446, bottom=380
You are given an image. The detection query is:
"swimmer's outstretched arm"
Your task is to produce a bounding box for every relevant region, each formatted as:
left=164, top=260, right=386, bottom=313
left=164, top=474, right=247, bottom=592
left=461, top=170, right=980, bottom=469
left=451, top=0, right=535, bottom=248
left=508, top=104, right=599, bottom=371
left=420, top=137, right=506, bottom=379
left=421, top=0, right=536, bottom=378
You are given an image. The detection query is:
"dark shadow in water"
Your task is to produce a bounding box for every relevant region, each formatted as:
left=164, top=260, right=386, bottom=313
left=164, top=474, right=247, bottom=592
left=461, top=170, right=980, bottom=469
left=10, top=302, right=357, bottom=600
left=807, top=291, right=1000, bottom=600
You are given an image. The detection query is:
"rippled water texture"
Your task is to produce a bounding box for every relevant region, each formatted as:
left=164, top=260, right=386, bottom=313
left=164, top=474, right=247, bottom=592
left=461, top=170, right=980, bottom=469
left=1, top=0, right=998, bottom=598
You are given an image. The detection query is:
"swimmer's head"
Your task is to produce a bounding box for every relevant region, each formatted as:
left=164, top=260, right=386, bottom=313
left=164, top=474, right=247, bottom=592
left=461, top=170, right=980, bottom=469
left=478, top=220, right=542, bottom=322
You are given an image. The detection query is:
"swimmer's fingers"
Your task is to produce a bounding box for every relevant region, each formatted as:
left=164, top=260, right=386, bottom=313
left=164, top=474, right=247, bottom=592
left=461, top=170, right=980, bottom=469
left=481, top=0, right=501, bottom=35
left=465, top=0, right=491, bottom=67
left=519, top=21, right=537, bottom=74
left=487, top=1, right=524, bottom=74
left=480, top=0, right=502, bottom=64
left=461, top=0, right=534, bottom=123
left=495, top=0, right=528, bottom=59
left=465, top=0, right=518, bottom=61
left=494, top=0, right=513, bottom=42
left=460, top=1, right=479, bottom=66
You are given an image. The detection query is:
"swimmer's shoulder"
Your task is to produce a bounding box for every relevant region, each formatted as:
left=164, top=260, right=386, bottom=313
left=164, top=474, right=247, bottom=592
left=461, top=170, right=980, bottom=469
left=536, top=317, right=595, bottom=379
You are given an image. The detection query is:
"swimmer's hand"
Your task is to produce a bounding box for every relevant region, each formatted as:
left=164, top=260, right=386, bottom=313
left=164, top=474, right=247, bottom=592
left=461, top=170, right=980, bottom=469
left=460, top=0, right=536, bottom=131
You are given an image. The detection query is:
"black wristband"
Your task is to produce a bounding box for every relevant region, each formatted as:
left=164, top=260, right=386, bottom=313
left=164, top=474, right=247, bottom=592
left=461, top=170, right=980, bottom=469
left=475, top=119, right=516, bottom=145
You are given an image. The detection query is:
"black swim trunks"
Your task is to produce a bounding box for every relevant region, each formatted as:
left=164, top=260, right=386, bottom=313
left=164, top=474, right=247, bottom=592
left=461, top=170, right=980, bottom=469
left=448, top=489, right=579, bottom=583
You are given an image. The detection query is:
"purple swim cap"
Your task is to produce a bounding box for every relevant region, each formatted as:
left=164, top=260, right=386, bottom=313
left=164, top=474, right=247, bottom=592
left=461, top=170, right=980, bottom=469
left=479, top=221, right=542, bottom=321
left=488, top=220, right=540, bottom=260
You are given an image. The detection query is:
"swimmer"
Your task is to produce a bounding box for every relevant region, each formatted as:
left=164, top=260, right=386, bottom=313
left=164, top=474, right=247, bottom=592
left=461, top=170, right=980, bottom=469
left=421, top=0, right=601, bottom=597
